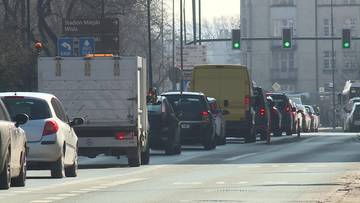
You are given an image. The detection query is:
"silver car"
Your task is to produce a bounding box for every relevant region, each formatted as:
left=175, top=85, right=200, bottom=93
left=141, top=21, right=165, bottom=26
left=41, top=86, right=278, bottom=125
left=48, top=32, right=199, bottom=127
left=0, top=92, right=84, bottom=178
left=0, top=99, right=28, bottom=189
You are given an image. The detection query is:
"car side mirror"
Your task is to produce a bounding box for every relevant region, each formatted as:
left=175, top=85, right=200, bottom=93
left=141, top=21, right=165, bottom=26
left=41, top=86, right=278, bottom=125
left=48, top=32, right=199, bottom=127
left=222, top=109, right=230, bottom=115
left=15, top=113, right=29, bottom=127
left=70, top=118, right=84, bottom=126
left=224, top=100, right=229, bottom=108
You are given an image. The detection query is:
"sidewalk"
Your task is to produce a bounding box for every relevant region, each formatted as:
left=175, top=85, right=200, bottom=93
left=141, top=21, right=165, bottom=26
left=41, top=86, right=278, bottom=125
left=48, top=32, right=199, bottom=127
left=324, top=172, right=360, bottom=203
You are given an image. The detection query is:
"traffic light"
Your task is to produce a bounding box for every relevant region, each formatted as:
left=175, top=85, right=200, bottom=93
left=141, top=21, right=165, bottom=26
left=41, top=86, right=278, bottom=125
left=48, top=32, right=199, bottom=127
left=232, top=29, right=241, bottom=49
left=282, top=28, right=292, bottom=49
left=342, top=29, right=351, bottom=49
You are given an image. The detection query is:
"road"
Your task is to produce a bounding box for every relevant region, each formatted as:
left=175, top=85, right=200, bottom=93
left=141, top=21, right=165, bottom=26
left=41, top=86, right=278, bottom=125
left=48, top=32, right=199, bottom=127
left=1, top=131, right=360, bottom=203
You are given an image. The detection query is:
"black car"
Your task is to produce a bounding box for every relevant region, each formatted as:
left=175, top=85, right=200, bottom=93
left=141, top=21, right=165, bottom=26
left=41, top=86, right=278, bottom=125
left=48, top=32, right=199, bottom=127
left=267, top=93, right=295, bottom=135
left=148, top=97, right=181, bottom=155
left=253, top=87, right=271, bottom=141
left=162, top=92, right=216, bottom=150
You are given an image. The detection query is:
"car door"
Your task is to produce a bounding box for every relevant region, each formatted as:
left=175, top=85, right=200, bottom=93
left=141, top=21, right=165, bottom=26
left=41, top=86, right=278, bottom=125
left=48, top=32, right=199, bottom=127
left=0, top=102, right=20, bottom=174
left=51, top=98, right=74, bottom=165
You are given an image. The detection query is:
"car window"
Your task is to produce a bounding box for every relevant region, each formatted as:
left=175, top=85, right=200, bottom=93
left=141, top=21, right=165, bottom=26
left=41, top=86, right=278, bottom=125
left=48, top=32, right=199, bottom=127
left=147, top=103, right=161, bottom=112
left=0, top=104, right=7, bottom=121
left=269, top=95, right=287, bottom=110
left=51, top=98, right=67, bottom=122
left=3, top=97, right=51, bottom=120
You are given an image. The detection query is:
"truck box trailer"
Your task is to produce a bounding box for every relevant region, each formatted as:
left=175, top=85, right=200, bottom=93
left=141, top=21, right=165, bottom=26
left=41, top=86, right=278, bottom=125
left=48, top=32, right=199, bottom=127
left=38, top=55, right=149, bottom=167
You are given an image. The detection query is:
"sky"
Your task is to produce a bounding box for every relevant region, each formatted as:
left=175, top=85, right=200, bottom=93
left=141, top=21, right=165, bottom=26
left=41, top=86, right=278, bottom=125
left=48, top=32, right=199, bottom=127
left=167, top=0, right=240, bottom=21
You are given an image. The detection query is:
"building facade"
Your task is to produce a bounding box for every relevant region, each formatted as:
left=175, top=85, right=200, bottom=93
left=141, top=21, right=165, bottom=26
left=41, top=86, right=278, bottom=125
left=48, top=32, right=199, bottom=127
left=241, top=0, right=360, bottom=97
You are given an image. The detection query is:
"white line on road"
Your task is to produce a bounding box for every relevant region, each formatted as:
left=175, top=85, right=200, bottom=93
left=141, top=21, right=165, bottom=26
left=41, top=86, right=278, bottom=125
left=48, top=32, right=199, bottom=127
left=30, top=200, right=53, bottom=203
left=80, top=188, right=100, bottom=191
left=71, top=190, right=90, bottom=194
left=224, top=153, right=257, bottom=161
left=44, top=197, right=66, bottom=200
left=263, top=181, right=288, bottom=185
left=236, top=181, right=249, bottom=185
left=173, top=182, right=203, bottom=185
left=57, top=193, right=79, bottom=197
left=216, top=181, right=225, bottom=185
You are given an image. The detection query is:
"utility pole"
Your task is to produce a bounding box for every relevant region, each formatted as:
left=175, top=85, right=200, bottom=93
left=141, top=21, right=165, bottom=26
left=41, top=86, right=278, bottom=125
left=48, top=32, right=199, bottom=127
left=192, top=0, right=197, bottom=45
left=161, top=0, right=164, bottom=89
left=315, top=0, right=319, bottom=102
left=198, top=0, right=201, bottom=45
left=27, top=0, right=31, bottom=45
left=183, top=0, right=187, bottom=44
left=147, top=0, right=153, bottom=87
left=331, top=0, right=336, bottom=129
left=172, top=0, right=176, bottom=90
left=180, top=0, right=184, bottom=94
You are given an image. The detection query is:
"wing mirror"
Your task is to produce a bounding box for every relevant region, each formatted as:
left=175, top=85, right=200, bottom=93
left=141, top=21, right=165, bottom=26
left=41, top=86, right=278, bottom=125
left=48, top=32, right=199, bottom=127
left=15, top=113, right=29, bottom=127
left=70, top=118, right=85, bottom=126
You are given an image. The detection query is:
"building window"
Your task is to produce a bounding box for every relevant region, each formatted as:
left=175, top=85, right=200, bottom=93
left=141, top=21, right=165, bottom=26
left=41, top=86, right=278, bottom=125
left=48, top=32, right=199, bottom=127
left=344, top=17, right=357, bottom=34
left=272, top=18, right=295, bottom=37
left=323, top=51, right=336, bottom=70
left=272, top=52, right=295, bottom=71
left=343, top=51, right=357, bottom=69
left=324, top=19, right=330, bottom=36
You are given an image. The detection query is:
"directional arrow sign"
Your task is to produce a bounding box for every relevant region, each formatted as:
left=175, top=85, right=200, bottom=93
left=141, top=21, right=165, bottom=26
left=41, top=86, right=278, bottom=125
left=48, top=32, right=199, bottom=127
left=58, top=37, right=74, bottom=56
left=79, top=37, right=95, bottom=56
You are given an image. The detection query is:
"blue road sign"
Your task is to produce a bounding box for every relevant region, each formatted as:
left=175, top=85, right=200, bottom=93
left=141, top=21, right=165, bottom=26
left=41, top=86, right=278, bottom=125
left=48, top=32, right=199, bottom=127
left=58, top=37, right=74, bottom=56
left=79, top=37, right=95, bottom=56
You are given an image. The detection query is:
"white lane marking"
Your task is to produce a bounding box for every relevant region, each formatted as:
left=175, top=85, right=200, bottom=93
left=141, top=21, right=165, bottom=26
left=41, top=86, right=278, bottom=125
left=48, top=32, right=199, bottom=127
left=224, top=153, right=257, bottom=161
left=91, top=186, right=108, bottom=189
left=263, top=181, right=288, bottom=185
left=0, top=193, right=15, bottom=196
left=236, top=181, right=249, bottom=185
left=173, top=182, right=203, bottom=185
left=288, top=164, right=296, bottom=167
left=25, top=188, right=43, bottom=191
left=13, top=190, right=30, bottom=194
left=44, top=197, right=66, bottom=200
left=238, top=165, right=261, bottom=168
left=31, top=200, right=53, bottom=203
left=70, top=190, right=89, bottom=194
left=57, top=193, right=78, bottom=197
left=101, top=178, right=147, bottom=187
left=272, top=164, right=279, bottom=168
left=80, top=188, right=99, bottom=191
left=216, top=182, right=225, bottom=185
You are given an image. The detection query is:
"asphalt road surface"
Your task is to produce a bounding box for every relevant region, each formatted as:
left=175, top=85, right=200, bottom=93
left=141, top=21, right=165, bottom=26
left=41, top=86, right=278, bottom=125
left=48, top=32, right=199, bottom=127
left=1, top=131, right=360, bottom=203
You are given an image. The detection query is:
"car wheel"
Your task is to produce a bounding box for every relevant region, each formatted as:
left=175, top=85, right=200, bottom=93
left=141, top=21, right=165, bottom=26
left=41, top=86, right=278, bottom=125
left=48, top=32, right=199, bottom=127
left=65, top=148, right=78, bottom=177
left=51, top=155, right=65, bottom=179
left=0, top=149, right=11, bottom=190
left=204, top=129, right=215, bottom=150
left=128, top=147, right=141, bottom=167
left=244, top=127, right=256, bottom=143
left=165, top=131, right=179, bottom=155
left=286, top=129, right=292, bottom=136
left=141, top=144, right=150, bottom=165
left=260, top=130, right=267, bottom=141
left=11, top=149, right=26, bottom=187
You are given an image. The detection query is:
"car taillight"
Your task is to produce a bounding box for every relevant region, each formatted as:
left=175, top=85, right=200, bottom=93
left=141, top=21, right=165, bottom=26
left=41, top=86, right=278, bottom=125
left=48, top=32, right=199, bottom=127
left=42, top=120, right=59, bottom=136
left=202, top=111, right=210, bottom=122
left=285, top=105, right=291, bottom=113
left=115, top=132, right=126, bottom=140
left=244, top=95, right=250, bottom=107
left=259, top=107, right=266, bottom=117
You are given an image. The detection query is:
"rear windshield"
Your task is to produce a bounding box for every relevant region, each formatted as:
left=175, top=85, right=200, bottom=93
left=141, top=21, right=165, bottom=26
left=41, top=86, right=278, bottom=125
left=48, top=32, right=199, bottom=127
left=2, top=97, right=51, bottom=120
left=165, top=95, right=207, bottom=113
left=269, top=95, right=288, bottom=110
left=147, top=103, right=161, bottom=113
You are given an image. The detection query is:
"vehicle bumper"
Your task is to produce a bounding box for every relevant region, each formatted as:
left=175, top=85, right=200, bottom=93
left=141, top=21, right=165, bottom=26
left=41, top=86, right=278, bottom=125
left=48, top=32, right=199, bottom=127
left=27, top=141, right=62, bottom=162
left=179, top=121, right=212, bottom=143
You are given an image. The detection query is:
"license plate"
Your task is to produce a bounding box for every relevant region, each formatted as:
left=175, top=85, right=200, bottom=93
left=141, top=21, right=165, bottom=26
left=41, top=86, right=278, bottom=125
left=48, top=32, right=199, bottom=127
left=355, top=121, right=360, bottom=125
left=181, top=124, right=190, bottom=129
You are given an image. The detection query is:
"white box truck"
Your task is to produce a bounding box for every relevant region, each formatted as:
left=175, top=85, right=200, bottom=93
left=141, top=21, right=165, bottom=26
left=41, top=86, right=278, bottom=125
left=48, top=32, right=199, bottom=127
left=38, top=55, right=149, bottom=167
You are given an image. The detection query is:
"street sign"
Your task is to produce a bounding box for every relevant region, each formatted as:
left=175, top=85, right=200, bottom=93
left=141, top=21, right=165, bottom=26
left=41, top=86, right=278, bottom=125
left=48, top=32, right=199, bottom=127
left=272, top=82, right=281, bottom=92
left=79, top=37, right=95, bottom=56
left=57, top=37, right=74, bottom=56
left=94, top=35, right=119, bottom=53
left=176, top=45, right=207, bottom=70
left=63, top=18, right=119, bottom=36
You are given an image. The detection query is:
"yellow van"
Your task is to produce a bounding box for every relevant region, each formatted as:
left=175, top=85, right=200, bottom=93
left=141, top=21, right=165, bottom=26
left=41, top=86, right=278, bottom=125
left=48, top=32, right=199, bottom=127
left=191, top=65, right=255, bottom=143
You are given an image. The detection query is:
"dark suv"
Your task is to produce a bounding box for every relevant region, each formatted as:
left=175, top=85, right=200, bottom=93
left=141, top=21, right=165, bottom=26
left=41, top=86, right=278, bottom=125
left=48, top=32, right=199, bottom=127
left=253, top=87, right=270, bottom=141
left=267, top=93, right=295, bottom=135
left=148, top=96, right=181, bottom=155
left=162, top=92, right=216, bottom=150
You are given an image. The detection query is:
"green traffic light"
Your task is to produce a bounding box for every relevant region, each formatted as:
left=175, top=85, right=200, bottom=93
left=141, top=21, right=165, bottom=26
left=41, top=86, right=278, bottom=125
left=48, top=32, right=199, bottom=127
left=284, top=41, right=291, bottom=48
left=233, top=42, right=240, bottom=49
left=343, top=42, right=350, bottom=48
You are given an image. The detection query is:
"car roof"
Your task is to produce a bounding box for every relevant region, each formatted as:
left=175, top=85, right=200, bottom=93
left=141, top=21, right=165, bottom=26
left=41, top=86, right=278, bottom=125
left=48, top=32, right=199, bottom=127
left=0, top=92, right=55, bottom=101
left=161, top=91, right=204, bottom=96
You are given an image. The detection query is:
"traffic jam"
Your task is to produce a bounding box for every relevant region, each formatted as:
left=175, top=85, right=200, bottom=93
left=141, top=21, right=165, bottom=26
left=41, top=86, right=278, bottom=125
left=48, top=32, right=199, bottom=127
left=0, top=56, right=321, bottom=190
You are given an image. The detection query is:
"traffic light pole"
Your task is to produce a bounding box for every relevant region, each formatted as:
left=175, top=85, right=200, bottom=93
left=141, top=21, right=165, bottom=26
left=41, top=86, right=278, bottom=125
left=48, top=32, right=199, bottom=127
left=331, top=0, right=336, bottom=129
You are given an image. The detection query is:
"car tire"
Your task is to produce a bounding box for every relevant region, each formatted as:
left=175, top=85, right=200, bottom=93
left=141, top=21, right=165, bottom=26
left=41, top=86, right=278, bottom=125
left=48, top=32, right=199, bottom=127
left=141, top=143, right=150, bottom=165
left=128, top=147, right=141, bottom=167
left=244, top=127, right=256, bottom=143
left=0, top=149, right=11, bottom=190
left=286, top=129, right=292, bottom=136
left=204, top=129, right=215, bottom=150
left=11, top=150, right=26, bottom=187
left=165, top=131, right=180, bottom=155
left=260, top=130, right=267, bottom=141
left=65, top=149, right=78, bottom=177
left=51, top=155, right=65, bottom=179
